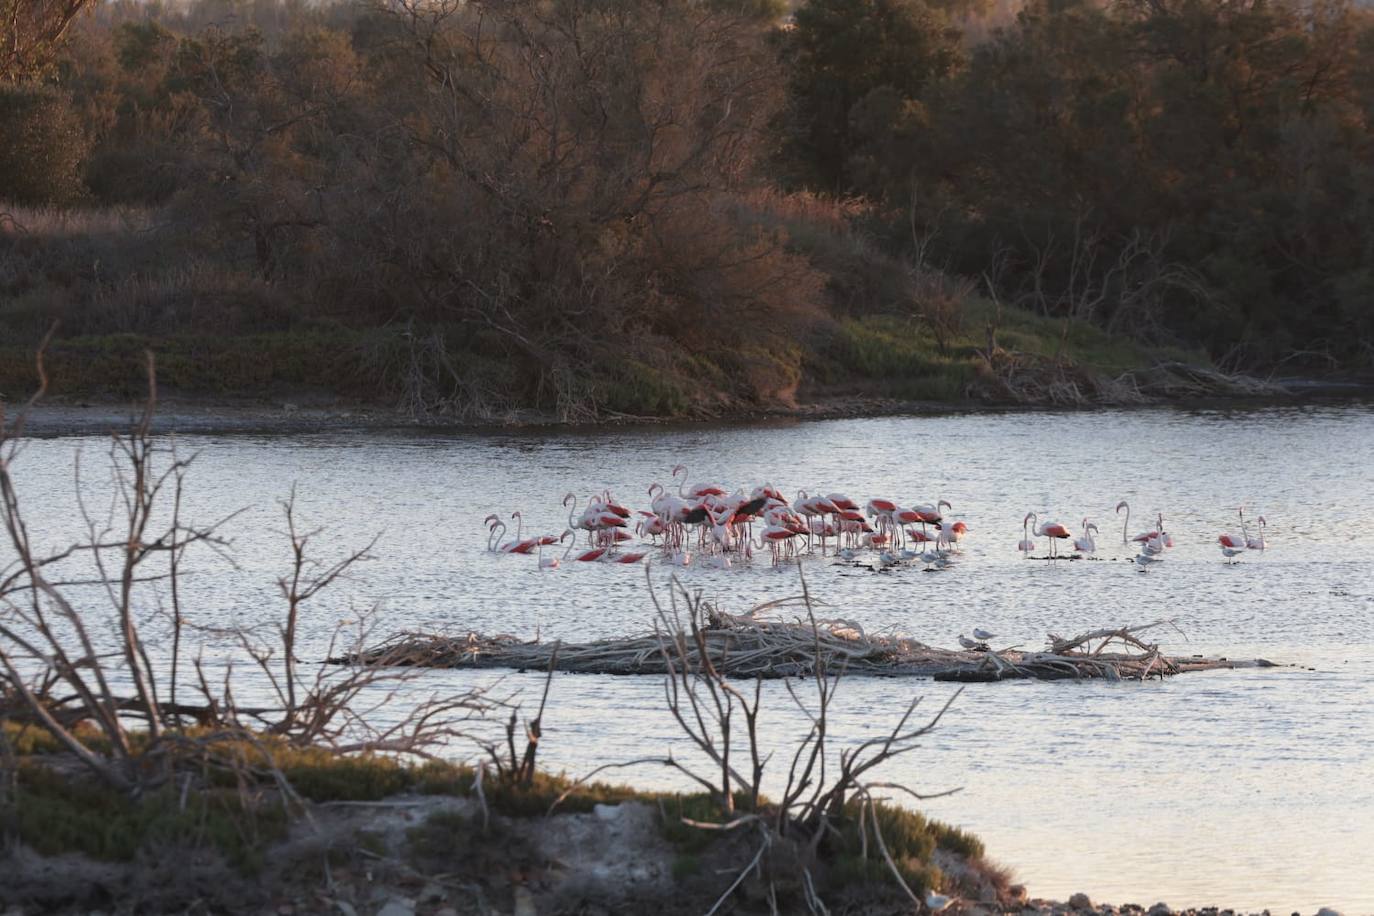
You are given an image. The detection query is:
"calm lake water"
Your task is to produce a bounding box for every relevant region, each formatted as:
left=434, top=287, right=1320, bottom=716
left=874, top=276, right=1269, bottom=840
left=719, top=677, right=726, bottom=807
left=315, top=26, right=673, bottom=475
left=11, top=405, right=1374, bottom=912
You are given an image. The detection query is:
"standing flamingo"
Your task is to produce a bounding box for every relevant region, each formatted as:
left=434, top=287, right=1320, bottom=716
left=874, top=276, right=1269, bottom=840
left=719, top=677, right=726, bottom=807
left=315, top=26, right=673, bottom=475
left=937, top=520, right=968, bottom=551
left=1017, top=514, right=1037, bottom=556
left=1116, top=501, right=1132, bottom=546
left=1218, top=509, right=1247, bottom=562
left=1139, top=514, right=1170, bottom=557
left=1073, top=518, right=1099, bottom=556
left=1026, top=512, right=1072, bottom=558
left=485, top=515, right=506, bottom=552
left=488, top=513, right=536, bottom=553
left=910, top=500, right=952, bottom=536
left=672, top=465, right=726, bottom=499
left=1118, top=501, right=1174, bottom=548
left=1240, top=508, right=1267, bottom=551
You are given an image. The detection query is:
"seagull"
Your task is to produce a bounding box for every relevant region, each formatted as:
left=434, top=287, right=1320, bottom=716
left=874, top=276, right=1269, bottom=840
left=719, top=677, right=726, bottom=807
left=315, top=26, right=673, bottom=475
left=919, top=549, right=952, bottom=568
left=957, top=634, right=987, bottom=651
left=925, top=891, right=953, bottom=912
left=972, top=628, right=998, bottom=641
left=1133, top=552, right=1164, bottom=570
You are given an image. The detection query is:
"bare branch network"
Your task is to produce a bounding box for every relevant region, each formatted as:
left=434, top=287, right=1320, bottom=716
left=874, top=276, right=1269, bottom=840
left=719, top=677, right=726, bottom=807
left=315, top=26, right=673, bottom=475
left=0, top=348, right=493, bottom=794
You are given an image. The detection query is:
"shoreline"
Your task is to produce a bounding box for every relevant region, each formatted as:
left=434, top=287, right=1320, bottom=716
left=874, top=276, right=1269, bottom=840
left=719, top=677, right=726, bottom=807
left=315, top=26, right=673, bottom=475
left=9, top=382, right=1373, bottom=438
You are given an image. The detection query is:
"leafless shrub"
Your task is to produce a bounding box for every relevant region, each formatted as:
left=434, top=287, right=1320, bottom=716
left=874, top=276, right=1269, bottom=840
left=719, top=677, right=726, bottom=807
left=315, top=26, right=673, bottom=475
left=476, top=646, right=558, bottom=790
left=645, top=568, right=962, bottom=909
left=0, top=348, right=493, bottom=793
left=1000, top=215, right=1213, bottom=342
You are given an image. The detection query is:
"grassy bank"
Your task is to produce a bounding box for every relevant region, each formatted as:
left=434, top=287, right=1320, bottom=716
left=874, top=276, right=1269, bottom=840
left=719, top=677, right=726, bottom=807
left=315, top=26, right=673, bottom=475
left=0, top=304, right=1214, bottom=420
left=1, top=720, right=1009, bottom=915
left=2, top=189, right=1232, bottom=422
left=810, top=307, right=1207, bottom=404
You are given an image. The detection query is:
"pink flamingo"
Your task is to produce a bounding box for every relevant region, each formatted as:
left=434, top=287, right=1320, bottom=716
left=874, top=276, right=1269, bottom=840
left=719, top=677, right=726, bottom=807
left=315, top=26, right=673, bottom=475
left=1026, top=512, right=1072, bottom=558
left=485, top=515, right=506, bottom=552
left=1117, top=501, right=1174, bottom=548
left=560, top=530, right=608, bottom=563
left=673, top=464, right=725, bottom=499
left=1240, top=508, right=1267, bottom=551
left=487, top=513, right=535, bottom=554
left=938, top=520, right=969, bottom=551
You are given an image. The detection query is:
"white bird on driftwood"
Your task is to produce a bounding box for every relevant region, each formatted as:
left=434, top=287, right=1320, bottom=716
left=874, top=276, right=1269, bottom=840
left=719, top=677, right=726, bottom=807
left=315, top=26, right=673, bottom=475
left=972, top=628, right=998, bottom=640
left=958, top=634, right=987, bottom=651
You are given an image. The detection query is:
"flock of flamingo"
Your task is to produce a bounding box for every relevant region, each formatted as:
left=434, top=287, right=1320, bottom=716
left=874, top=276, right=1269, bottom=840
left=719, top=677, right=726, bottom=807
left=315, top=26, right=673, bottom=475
left=1022, top=502, right=1267, bottom=568
left=483, top=466, right=1270, bottom=571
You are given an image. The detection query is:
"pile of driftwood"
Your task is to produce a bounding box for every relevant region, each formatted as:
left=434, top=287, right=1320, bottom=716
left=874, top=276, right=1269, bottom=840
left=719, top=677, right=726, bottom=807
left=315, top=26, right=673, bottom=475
left=332, top=601, right=1269, bottom=682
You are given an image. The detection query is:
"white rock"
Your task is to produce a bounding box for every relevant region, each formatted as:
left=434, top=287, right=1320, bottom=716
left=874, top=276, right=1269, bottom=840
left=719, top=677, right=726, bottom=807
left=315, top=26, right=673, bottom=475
left=593, top=803, right=623, bottom=822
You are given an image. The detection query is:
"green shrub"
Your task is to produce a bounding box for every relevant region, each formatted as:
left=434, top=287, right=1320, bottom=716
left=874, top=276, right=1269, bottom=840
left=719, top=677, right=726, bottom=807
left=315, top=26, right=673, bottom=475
left=8, top=764, right=288, bottom=872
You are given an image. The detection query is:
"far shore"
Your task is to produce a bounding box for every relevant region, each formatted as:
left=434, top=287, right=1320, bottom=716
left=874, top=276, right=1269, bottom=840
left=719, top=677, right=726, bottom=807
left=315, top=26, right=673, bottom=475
left=8, top=378, right=1373, bottom=438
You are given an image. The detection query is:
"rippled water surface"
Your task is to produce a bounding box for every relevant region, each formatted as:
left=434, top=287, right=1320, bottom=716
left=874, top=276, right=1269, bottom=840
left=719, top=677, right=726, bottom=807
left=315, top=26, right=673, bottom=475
left=13, top=405, right=1374, bottom=912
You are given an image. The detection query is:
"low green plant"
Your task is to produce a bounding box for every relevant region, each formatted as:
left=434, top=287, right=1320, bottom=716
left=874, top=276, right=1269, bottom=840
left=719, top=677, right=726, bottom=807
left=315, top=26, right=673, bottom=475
left=6, top=764, right=288, bottom=873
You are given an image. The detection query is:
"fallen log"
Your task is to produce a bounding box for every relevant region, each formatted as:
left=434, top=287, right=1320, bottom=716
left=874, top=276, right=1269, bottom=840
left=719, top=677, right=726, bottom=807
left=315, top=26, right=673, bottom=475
left=329, top=604, right=1273, bottom=682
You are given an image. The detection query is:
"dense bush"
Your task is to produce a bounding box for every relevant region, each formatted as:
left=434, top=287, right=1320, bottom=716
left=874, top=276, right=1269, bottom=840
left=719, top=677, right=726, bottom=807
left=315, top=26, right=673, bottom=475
left=781, top=0, right=1374, bottom=370
left=0, top=86, right=88, bottom=205
left=5, top=0, right=1363, bottom=418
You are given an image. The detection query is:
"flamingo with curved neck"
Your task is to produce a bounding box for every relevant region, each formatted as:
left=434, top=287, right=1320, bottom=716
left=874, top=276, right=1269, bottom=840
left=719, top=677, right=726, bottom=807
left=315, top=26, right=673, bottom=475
left=1074, top=518, right=1099, bottom=556
left=1240, top=508, right=1267, bottom=551
left=560, top=530, right=607, bottom=562
left=1025, top=511, right=1072, bottom=558
left=1017, top=513, right=1036, bottom=556
left=485, top=515, right=506, bottom=552
left=1116, top=501, right=1131, bottom=546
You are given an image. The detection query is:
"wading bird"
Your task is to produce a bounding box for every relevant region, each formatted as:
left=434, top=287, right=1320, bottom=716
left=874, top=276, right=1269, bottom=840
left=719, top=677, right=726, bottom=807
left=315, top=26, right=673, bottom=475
left=1074, top=518, right=1099, bottom=556
left=1026, top=512, right=1072, bottom=558
left=1240, top=508, right=1267, bottom=551
left=560, top=530, right=608, bottom=563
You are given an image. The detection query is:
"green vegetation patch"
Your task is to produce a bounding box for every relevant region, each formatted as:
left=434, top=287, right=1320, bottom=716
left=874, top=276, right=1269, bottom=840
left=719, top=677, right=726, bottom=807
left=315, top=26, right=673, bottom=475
left=821, top=800, right=982, bottom=898
left=5, top=764, right=288, bottom=873
left=0, top=331, right=376, bottom=401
